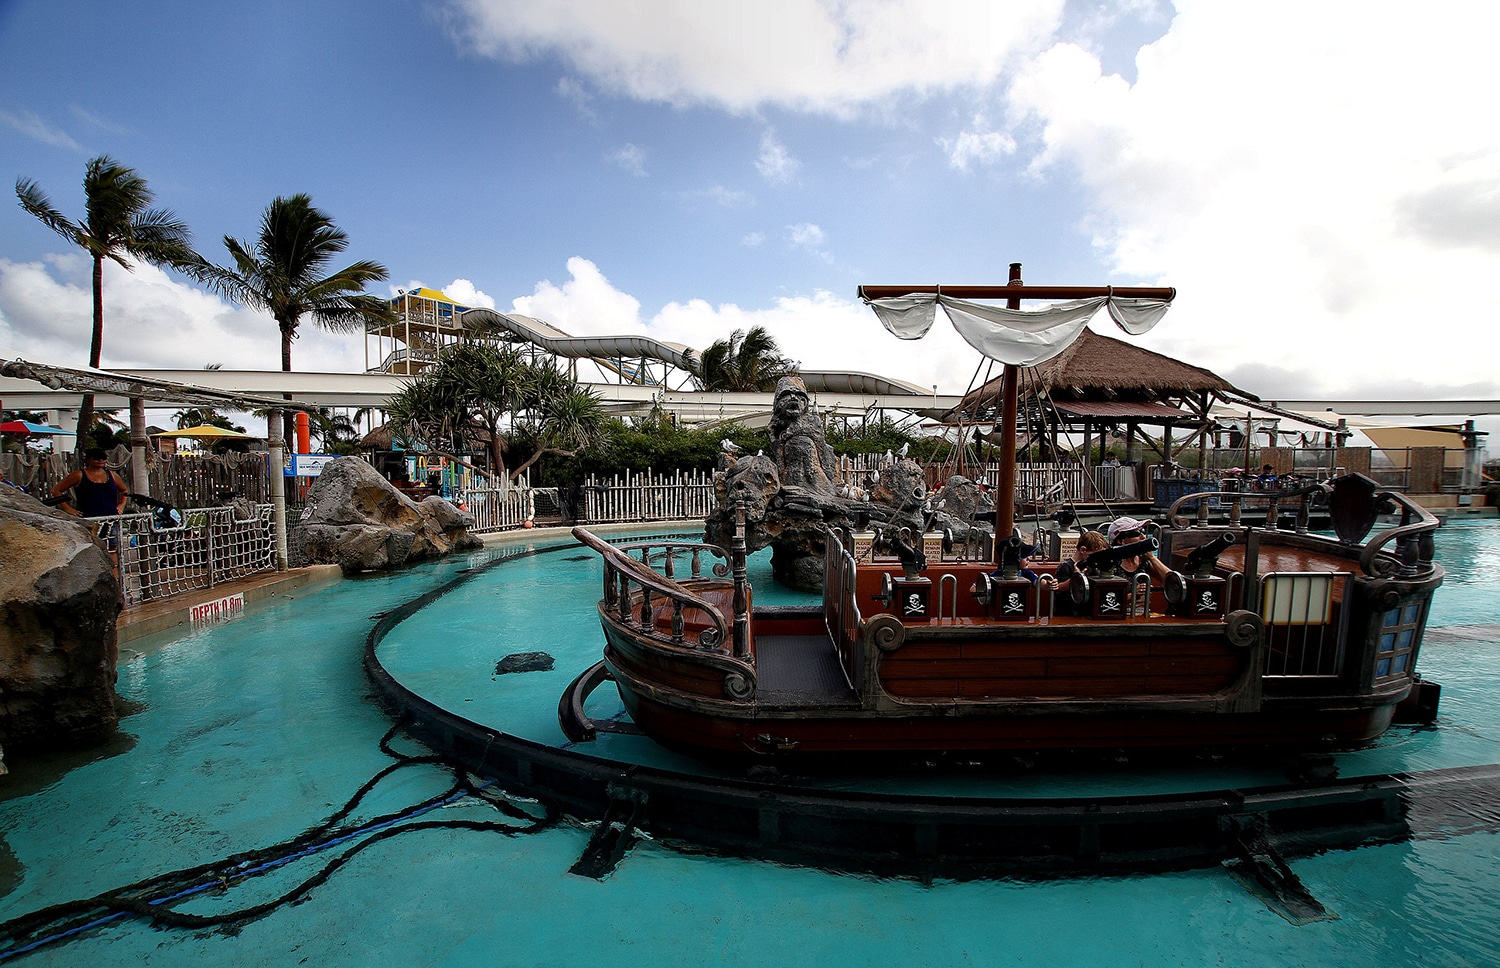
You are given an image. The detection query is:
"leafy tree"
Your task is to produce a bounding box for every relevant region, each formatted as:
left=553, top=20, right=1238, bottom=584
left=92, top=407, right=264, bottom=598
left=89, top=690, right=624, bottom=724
left=386, top=343, right=610, bottom=482
left=15, top=155, right=203, bottom=438
left=695, top=326, right=796, bottom=391
left=202, top=193, right=395, bottom=373
left=171, top=407, right=244, bottom=432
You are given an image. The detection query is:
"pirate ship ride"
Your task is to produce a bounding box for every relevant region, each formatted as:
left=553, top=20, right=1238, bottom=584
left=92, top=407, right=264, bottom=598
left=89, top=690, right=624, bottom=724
left=561, top=266, right=1444, bottom=758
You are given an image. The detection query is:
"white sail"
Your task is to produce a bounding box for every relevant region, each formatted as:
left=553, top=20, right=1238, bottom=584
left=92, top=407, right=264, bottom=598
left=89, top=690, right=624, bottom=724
left=865, top=293, right=1171, bottom=366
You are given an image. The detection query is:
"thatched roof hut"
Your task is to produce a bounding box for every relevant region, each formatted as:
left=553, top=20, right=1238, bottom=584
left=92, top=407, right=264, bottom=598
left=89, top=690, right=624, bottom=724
left=948, top=329, right=1297, bottom=471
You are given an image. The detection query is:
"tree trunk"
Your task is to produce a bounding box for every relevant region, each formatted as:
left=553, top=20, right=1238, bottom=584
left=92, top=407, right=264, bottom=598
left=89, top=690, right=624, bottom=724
left=76, top=253, right=106, bottom=445
left=279, top=317, right=295, bottom=444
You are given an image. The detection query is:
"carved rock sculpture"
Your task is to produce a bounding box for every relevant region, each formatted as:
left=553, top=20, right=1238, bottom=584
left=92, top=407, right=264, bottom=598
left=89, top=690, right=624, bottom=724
left=706, top=376, right=929, bottom=591
left=291, top=457, right=483, bottom=573
left=0, top=487, right=123, bottom=753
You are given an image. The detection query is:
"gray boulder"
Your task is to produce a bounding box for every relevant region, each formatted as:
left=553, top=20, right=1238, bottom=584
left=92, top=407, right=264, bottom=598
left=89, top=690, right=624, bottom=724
left=0, top=487, right=123, bottom=753
left=291, top=457, right=483, bottom=573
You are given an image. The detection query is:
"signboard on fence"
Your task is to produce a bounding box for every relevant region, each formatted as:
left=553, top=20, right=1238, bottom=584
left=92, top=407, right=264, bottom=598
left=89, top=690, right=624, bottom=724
left=286, top=453, right=337, bottom=477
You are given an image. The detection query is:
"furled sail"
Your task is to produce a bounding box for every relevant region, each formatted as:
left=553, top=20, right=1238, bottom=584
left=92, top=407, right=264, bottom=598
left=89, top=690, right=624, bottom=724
left=864, top=293, right=1172, bottom=367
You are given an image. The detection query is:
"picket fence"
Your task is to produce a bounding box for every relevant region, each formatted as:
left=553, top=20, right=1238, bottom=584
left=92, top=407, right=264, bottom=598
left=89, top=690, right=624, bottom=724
left=581, top=469, right=716, bottom=523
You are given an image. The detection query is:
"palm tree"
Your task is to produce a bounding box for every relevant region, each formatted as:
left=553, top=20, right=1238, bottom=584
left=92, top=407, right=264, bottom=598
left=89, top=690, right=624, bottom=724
left=695, top=326, right=796, bottom=391
left=386, top=343, right=610, bottom=482
left=204, top=193, right=395, bottom=373
left=15, top=155, right=203, bottom=437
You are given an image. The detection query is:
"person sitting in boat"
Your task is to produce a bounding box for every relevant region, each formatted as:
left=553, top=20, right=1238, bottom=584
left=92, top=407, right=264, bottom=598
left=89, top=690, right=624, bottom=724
left=1255, top=463, right=1278, bottom=491
left=1106, top=517, right=1171, bottom=583
left=1040, top=529, right=1108, bottom=615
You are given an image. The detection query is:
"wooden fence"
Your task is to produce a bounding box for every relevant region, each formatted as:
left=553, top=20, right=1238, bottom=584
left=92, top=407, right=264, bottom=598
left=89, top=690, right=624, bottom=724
left=580, top=469, right=716, bottom=523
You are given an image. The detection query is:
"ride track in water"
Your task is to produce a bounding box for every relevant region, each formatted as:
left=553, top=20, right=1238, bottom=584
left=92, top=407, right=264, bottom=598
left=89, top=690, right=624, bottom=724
left=3, top=522, right=1500, bottom=965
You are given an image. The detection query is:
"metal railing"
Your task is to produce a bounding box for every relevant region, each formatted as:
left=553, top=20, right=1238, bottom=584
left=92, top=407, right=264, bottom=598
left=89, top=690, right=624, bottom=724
left=84, top=504, right=277, bottom=607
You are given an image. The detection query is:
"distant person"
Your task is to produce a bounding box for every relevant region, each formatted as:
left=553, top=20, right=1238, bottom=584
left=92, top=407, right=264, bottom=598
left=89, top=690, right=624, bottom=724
left=1256, top=464, right=1278, bottom=490
left=50, top=448, right=128, bottom=517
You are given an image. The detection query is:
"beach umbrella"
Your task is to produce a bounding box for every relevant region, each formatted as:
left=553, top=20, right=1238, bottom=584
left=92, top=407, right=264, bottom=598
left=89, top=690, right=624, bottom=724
left=151, top=425, right=259, bottom=439
left=0, top=420, right=74, bottom=436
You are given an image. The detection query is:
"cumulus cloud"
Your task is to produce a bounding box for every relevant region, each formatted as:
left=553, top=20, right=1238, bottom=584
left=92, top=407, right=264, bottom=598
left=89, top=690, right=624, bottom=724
left=0, top=254, right=369, bottom=372
left=443, top=0, right=1063, bottom=115
left=941, top=117, right=1017, bottom=170
left=755, top=130, right=799, bottom=183
left=510, top=257, right=644, bottom=335
left=610, top=142, right=648, bottom=177
left=1001, top=2, right=1500, bottom=394
left=498, top=256, right=982, bottom=396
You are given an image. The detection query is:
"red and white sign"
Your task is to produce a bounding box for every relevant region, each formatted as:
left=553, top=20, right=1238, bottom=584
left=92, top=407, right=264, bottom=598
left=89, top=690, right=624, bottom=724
left=190, top=593, right=245, bottom=625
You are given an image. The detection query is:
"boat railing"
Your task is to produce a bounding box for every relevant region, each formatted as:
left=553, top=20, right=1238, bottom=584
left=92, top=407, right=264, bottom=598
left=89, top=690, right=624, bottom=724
left=1359, top=490, right=1441, bottom=579
left=1166, top=481, right=1324, bottom=533
left=824, top=529, right=865, bottom=683
left=572, top=527, right=733, bottom=652
left=1258, top=572, right=1349, bottom=678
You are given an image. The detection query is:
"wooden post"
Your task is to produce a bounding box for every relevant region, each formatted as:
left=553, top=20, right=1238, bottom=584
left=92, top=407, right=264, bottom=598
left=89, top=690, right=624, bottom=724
left=993, top=262, right=1023, bottom=557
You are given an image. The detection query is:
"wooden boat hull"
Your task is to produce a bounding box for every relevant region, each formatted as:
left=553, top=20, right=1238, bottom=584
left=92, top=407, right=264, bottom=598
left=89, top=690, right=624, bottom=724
left=599, top=607, right=1411, bottom=757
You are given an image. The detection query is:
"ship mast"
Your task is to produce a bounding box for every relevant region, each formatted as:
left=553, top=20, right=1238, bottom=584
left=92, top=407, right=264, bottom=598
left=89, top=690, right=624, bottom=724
left=859, top=265, right=1176, bottom=559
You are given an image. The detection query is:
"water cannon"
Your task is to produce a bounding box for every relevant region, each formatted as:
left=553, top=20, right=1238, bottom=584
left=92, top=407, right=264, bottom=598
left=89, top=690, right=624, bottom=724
left=1082, top=536, right=1158, bottom=577
left=1182, top=532, right=1237, bottom=578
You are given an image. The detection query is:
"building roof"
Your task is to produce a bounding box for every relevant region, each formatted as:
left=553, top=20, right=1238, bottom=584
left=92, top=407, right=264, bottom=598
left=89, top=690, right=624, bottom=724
left=961, top=329, right=1245, bottom=408
left=1051, top=400, right=1194, bottom=423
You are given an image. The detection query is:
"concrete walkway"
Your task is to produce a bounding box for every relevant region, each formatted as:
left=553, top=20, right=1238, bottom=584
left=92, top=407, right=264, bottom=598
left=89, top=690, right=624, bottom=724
left=117, top=565, right=342, bottom=645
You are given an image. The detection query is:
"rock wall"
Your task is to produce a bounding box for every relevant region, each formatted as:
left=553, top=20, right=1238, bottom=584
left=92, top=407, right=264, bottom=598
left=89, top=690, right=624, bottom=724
left=0, top=488, right=123, bottom=754
left=291, top=457, right=483, bottom=573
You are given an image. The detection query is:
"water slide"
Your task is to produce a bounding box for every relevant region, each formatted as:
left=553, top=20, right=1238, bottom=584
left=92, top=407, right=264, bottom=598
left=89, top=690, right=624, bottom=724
left=457, top=308, right=933, bottom=399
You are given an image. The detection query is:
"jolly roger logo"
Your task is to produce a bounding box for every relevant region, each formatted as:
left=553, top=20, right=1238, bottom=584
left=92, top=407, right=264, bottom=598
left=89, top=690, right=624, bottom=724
left=1003, top=592, right=1026, bottom=614
left=1100, top=591, right=1122, bottom=614
left=1196, top=589, right=1219, bottom=613
left=904, top=593, right=925, bottom=616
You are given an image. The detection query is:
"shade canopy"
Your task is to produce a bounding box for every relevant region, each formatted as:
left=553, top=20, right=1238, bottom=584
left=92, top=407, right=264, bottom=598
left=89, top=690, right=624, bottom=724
left=0, top=420, right=74, bottom=436
left=151, top=424, right=259, bottom=439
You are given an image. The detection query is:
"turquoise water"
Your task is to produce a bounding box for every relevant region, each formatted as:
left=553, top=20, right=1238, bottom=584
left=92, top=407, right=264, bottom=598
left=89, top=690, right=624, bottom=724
left=3, top=522, right=1499, bottom=965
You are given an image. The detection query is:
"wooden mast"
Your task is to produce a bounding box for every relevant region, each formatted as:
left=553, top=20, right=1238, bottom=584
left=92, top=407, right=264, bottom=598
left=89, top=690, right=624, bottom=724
left=858, top=271, right=1176, bottom=561
left=994, top=263, right=1023, bottom=556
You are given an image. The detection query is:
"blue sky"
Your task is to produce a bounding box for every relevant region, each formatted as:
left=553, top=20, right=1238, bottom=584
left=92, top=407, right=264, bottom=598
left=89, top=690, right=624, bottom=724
left=3, top=0, right=1499, bottom=420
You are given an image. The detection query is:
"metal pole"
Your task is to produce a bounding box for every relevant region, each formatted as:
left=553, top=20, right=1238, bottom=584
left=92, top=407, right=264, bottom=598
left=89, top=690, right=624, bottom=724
left=267, top=408, right=288, bottom=571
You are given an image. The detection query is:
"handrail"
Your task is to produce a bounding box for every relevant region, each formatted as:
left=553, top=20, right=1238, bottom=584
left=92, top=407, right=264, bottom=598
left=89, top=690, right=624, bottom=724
left=1359, top=490, right=1441, bottom=579
left=1165, top=482, right=1325, bottom=531
left=572, top=526, right=730, bottom=650
left=1165, top=484, right=1440, bottom=580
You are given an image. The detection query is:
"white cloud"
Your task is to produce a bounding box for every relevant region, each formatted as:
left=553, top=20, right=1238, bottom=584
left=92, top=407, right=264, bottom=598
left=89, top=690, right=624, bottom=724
left=444, top=0, right=1063, bottom=115
left=441, top=278, right=497, bottom=309
left=741, top=232, right=765, bottom=247
left=788, top=223, right=824, bottom=248
left=941, top=117, right=1017, bottom=170
left=755, top=129, right=799, bottom=183
left=510, top=257, right=644, bottom=335
left=1, top=110, right=82, bottom=151
left=0, top=255, right=363, bottom=373
left=610, top=143, right=648, bottom=177
left=502, top=257, right=986, bottom=396
left=1002, top=1, right=1500, bottom=396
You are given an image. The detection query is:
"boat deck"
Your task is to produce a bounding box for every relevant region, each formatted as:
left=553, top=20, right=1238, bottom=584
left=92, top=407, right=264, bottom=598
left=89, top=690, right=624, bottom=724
left=755, top=634, right=856, bottom=707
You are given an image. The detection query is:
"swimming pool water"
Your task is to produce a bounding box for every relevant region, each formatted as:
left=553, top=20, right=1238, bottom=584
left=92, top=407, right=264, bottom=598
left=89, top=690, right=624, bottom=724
left=3, top=522, right=1499, bottom=966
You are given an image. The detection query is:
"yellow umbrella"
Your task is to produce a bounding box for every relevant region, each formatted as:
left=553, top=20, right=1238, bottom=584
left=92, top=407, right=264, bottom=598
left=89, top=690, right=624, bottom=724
left=151, top=425, right=260, bottom=439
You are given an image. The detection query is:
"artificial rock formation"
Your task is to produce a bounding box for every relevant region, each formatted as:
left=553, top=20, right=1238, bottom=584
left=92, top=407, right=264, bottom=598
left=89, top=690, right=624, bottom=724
left=291, top=457, right=483, bottom=573
left=0, top=487, right=123, bottom=754
left=706, top=376, right=933, bottom=590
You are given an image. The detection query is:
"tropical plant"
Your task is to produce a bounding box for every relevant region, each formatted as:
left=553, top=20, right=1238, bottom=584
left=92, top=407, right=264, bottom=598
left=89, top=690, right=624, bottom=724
left=202, top=194, right=394, bottom=373
left=171, top=407, right=244, bottom=433
left=15, top=155, right=203, bottom=437
left=385, top=343, right=610, bottom=482
left=694, top=326, right=796, bottom=392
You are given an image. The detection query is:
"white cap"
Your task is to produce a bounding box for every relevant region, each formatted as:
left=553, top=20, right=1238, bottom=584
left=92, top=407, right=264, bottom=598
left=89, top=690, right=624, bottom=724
left=1107, top=516, right=1148, bottom=544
